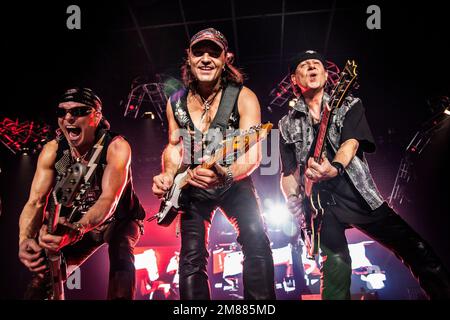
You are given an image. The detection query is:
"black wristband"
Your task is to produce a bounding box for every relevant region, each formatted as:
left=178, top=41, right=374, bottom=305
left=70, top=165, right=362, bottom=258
left=331, top=161, right=345, bottom=176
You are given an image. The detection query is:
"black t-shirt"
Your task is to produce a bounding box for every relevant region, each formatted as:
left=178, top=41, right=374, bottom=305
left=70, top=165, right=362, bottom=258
left=280, top=100, right=375, bottom=174
left=280, top=100, right=385, bottom=222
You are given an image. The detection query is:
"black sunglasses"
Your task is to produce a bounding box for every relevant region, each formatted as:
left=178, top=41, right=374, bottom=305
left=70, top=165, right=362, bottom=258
left=56, top=106, right=94, bottom=118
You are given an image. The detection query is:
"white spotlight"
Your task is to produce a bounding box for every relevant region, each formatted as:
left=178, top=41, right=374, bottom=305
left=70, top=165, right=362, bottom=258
left=265, top=202, right=292, bottom=226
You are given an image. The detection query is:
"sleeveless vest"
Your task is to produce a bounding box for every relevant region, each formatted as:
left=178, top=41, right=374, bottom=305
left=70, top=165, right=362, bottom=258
left=170, top=84, right=242, bottom=167
left=278, top=93, right=384, bottom=210
left=53, top=128, right=145, bottom=221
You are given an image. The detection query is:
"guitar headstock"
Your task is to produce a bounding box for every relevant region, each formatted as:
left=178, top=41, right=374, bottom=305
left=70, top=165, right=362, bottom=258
left=329, top=60, right=358, bottom=110
left=343, top=60, right=358, bottom=80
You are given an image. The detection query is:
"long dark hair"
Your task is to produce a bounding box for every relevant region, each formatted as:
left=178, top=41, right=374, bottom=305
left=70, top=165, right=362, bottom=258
left=181, top=50, right=244, bottom=91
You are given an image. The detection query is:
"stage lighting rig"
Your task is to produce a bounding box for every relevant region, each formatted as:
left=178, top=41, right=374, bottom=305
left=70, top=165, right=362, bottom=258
left=123, top=74, right=182, bottom=127
left=389, top=96, right=450, bottom=207
left=0, top=118, right=52, bottom=155
left=267, top=60, right=341, bottom=111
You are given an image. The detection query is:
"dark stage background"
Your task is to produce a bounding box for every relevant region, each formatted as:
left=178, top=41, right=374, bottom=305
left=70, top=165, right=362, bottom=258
left=1, top=0, right=449, bottom=300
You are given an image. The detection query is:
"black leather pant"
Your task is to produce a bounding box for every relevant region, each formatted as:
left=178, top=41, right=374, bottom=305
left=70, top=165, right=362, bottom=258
left=320, top=203, right=450, bottom=300
left=24, top=218, right=141, bottom=300
left=179, top=177, right=276, bottom=300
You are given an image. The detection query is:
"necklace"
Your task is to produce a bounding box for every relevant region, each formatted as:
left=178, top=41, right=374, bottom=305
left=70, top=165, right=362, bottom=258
left=70, top=146, right=89, bottom=162
left=195, top=87, right=222, bottom=127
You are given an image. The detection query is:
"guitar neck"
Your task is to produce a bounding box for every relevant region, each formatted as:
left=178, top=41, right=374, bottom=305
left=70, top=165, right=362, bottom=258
left=177, top=141, right=239, bottom=189
left=176, top=124, right=270, bottom=189
left=312, top=106, right=333, bottom=162
left=47, top=191, right=61, bottom=234
left=312, top=61, right=358, bottom=162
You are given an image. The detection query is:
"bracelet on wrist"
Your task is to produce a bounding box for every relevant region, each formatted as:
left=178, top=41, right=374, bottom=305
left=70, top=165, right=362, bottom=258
left=219, top=166, right=234, bottom=189
left=72, top=222, right=86, bottom=242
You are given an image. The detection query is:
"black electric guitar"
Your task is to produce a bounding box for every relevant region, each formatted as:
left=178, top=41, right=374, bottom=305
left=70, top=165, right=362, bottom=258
left=300, top=60, right=358, bottom=259
left=45, top=162, right=86, bottom=300
left=45, top=133, right=105, bottom=299
left=151, top=122, right=273, bottom=227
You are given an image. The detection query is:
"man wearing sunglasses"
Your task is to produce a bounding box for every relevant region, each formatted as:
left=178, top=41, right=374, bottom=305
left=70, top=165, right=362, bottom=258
left=18, top=87, right=145, bottom=299
left=152, top=28, right=276, bottom=300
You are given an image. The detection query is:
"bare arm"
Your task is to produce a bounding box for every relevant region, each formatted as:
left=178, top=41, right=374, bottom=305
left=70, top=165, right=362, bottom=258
left=19, top=140, right=57, bottom=245
left=228, top=86, right=262, bottom=180
left=162, top=100, right=183, bottom=177
left=152, top=100, right=183, bottom=197
left=332, top=138, right=359, bottom=168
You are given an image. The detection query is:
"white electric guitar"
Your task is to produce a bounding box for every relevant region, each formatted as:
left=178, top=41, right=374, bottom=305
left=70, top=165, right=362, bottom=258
left=150, top=122, right=273, bottom=227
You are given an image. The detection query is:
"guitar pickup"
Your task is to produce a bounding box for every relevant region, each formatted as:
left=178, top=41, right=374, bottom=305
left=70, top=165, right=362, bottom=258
left=54, top=162, right=87, bottom=207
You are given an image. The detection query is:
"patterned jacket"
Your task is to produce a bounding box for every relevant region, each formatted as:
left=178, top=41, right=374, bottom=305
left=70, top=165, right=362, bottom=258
left=278, top=93, right=384, bottom=210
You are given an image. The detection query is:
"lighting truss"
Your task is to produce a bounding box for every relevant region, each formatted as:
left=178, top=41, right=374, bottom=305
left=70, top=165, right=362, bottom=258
left=268, top=60, right=341, bottom=111
left=0, top=118, right=52, bottom=155
left=389, top=97, right=450, bottom=207
left=123, top=75, right=182, bottom=127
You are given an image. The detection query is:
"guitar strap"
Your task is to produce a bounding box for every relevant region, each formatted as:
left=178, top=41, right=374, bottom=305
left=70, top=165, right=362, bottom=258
left=209, top=84, right=240, bottom=132
left=204, top=84, right=240, bottom=163
left=170, top=84, right=241, bottom=166
left=169, top=84, right=240, bottom=132
left=169, top=88, right=190, bottom=128
left=83, top=132, right=106, bottom=183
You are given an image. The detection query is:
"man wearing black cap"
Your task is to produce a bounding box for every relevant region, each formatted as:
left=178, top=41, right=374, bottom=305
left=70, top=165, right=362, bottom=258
left=152, top=28, right=276, bottom=300
left=279, top=50, right=450, bottom=299
left=18, top=87, right=145, bottom=299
